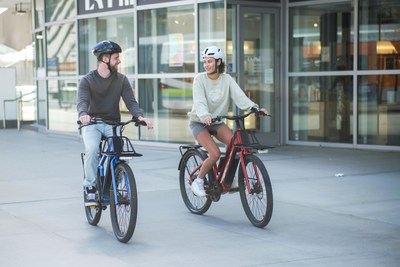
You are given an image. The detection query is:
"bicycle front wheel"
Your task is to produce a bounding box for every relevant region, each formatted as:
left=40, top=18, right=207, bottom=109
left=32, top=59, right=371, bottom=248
left=179, top=149, right=212, bottom=215
left=109, top=162, right=138, bottom=243
left=238, top=154, right=273, bottom=228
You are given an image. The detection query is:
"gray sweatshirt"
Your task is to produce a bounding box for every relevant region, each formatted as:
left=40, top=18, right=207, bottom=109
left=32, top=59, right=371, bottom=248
left=77, top=70, right=143, bottom=121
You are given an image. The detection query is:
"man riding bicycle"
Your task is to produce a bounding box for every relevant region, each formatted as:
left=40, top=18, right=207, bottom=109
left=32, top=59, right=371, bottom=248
left=77, top=40, right=153, bottom=206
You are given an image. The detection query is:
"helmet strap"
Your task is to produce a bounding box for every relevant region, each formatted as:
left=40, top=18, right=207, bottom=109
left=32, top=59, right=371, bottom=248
left=99, top=54, right=114, bottom=73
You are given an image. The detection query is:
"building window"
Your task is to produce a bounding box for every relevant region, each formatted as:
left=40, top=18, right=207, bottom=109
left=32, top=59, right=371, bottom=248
left=138, top=77, right=194, bottom=143
left=138, top=5, right=195, bottom=74
left=198, top=1, right=225, bottom=69
left=46, top=23, right=77, bottom=77
left=34, top=0, right=45, bottom=27
left=289, top=2, right=354, bottom=72
left=45, top=0, right=75, bottom=22
left=289, top=76, right=353, bottom=143
left=35, top=32, right=45, bottom=77
left=78, top=14, right=135, bottom=75
left=358, top=0, right=400, bottom=70
left=358, top=75, right=400, bottom=145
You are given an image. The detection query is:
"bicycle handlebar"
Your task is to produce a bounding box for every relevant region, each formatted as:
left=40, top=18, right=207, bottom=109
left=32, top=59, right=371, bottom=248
left=211, top=107, right=271, bottom=123
left=77, top=117, right=147, bottom=129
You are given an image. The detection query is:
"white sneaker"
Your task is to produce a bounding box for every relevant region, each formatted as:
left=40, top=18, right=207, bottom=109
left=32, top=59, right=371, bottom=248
left=191, top=178, right=206, bottom=197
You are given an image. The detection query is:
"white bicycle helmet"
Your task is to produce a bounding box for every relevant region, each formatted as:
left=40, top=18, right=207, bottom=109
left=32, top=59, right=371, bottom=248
left=201, top=46, right=225, bottom=62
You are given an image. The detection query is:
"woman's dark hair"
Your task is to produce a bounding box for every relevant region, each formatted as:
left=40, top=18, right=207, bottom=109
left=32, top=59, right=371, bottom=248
left=217, top=59, right=225, bottom=73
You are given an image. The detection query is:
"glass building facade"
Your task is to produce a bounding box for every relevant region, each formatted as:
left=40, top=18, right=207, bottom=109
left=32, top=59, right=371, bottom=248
left=30, top=0, right=400, bottom=149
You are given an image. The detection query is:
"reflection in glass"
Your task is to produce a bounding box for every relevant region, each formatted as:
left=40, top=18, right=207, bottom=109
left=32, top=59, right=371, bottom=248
left=138, top=5, right=195, bottom=74
left=289, top=2, right=353, bottom=72
left=138, top=78, right=194, bottom=143
left=48, top=79, right=78, bottom=132
left=45, top=0, right=75, bottom=22
left=289, top=76, right=353, bottom=143
left=78, top=14, right=135, bottom=75
left=47, top=23, right=77, bottom=76
left=358, top=0, right=400, bottom=70
left=198, top=2, right=225, bottom=69
left=358, top=75, right=400, bottom=145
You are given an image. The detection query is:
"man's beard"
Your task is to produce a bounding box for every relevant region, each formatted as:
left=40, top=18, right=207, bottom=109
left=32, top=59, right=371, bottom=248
left=110, top=64, right=118, bottom=72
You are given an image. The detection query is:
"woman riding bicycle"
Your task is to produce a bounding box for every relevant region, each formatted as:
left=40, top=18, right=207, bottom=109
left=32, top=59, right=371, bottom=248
left=188, top=46, right=269, bottom=197
left=77, top=40, right=153, bottom=206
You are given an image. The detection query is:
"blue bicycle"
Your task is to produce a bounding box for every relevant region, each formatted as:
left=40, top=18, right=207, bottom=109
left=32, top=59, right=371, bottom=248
left=78, top=117, right=145, bottom=243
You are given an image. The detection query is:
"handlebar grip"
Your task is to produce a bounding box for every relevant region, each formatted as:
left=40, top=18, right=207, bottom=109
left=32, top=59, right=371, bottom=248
left=211, top=116, right=222, bottom=123
left=135, top=120, right=147, bottom=127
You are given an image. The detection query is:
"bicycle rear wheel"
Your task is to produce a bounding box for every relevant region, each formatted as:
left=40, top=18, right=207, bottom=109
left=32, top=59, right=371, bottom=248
left=179, top=149, right=212, bottom=215
left=238, top=154, right=273, bottom=228
left=109, top=162, right=137, bottom=243
left=84, top=192, right=102, bottom=226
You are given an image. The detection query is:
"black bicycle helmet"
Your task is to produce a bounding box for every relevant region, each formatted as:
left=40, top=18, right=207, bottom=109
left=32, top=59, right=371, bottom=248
left=92, top=40, right=122, bottom=60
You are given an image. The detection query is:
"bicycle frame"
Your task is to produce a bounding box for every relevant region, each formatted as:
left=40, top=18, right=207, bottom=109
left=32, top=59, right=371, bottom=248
left=214, top=125, right=260, bottom=193
left=80, top=118, right=143, bottom=206
left=186, top=115, right=265, bottom=194
left=98, top=153, right=123, bottom=205
left=179, top=110, right=273, bottom=227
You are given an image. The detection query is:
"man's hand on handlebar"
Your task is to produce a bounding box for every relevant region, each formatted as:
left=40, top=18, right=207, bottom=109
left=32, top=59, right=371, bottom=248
left=79, top=115, right=91, bottom=125
left=137, top=116, right=154, bottom=129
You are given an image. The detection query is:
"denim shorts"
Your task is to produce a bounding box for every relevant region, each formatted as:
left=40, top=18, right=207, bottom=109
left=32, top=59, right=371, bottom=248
left=189, top=120, right=226, bottom=138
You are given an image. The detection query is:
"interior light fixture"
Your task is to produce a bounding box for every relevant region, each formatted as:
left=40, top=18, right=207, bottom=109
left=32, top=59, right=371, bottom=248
left=15, top=3, right=26, bottom=15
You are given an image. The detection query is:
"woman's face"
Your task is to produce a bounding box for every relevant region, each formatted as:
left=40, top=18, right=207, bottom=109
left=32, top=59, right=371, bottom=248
left=203, top=57, right=218, bottom=74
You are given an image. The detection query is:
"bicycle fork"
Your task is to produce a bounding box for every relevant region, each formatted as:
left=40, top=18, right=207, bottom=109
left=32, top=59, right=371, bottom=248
left=109, top=157, right=131, bottom=205
left=239, top=153, right=262, bottom=194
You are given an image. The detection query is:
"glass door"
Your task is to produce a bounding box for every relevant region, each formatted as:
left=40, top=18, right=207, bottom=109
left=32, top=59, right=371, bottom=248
left=238, top=7, right=280, bottom=145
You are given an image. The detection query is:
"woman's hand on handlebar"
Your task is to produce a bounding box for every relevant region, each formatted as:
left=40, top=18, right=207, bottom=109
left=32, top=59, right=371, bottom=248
left=203, top=116, right=212, bottom=126
left=251, top=106, right=270, bottom=117
left=259, top=108, right=270, bottom=117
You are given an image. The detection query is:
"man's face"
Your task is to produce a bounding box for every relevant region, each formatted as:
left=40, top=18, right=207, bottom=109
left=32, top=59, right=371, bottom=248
left=104, top=53, right=121, bottom=72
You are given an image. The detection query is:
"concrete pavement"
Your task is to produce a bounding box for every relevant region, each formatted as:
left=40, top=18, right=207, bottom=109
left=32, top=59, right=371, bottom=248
left=0, top=128, right=399, bottom=267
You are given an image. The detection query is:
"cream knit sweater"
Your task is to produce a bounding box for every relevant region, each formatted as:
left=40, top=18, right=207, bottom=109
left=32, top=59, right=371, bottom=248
left=188, top=72, right=257, bottom=123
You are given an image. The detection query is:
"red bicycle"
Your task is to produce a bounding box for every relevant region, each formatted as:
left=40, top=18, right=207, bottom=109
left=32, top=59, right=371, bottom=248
left=178, top=109, right=273, bottom=228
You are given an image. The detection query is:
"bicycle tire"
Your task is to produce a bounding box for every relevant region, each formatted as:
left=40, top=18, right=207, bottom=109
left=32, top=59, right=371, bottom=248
left=84, top=192, right=102, bottom=226
left=109, top=162, right=138, bottom=243
left=179, top=149, right=212, bottom=215
left=238, top=154, right=273, bottom=228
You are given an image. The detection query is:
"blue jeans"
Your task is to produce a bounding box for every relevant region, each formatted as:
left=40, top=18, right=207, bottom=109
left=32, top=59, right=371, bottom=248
left=81, top=123, right=114, bottom=188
